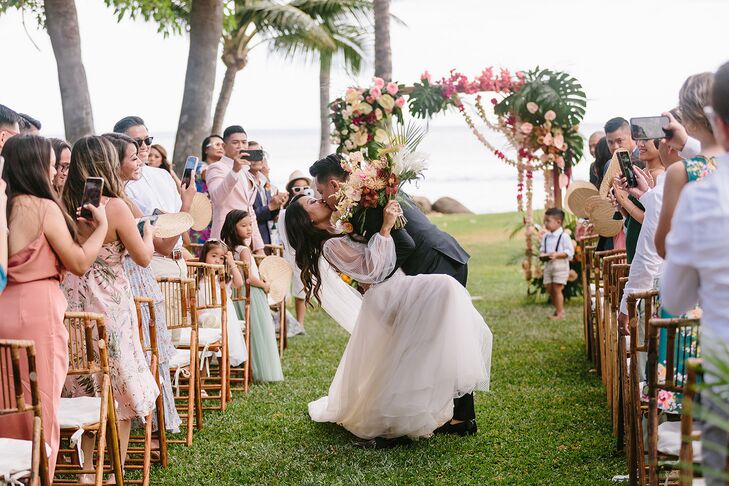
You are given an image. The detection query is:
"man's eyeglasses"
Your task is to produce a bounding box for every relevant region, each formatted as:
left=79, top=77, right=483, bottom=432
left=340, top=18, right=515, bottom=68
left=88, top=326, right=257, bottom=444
left=57, top=163, right=70, bottom=174
left=134, top=137, right=154, bottom=147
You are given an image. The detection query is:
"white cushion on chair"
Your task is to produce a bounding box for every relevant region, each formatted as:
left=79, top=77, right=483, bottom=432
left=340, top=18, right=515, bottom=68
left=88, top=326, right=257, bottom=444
left=0, top=438, right=51, bottom=483
left=176, top=328, right=221, bottom=346
left=657, top=420, right=702, bottom=461
left=169, top=348, right=192, bottom=369
left=692, top=479, right=706, bottom=486
left=58, top=397, right=103, bottom=428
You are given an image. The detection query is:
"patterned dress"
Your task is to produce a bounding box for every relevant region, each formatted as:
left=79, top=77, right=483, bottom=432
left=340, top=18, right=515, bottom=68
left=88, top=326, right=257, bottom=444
left=123, top=257, right=182, bottom=432
left=188, top=162, right=212, bottom=244
left=644, top=155, right=716, bottom=413
left=62, top=241, right=159, bottom=421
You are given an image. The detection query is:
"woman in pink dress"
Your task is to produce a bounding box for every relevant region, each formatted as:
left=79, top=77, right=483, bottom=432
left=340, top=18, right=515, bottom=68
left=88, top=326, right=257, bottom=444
left=60, top=136, right=159, bottom=477
left=0, top=135, right=108, bottom=477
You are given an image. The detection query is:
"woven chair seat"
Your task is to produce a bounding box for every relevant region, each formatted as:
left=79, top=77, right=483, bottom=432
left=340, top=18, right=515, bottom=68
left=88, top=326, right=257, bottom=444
left=658, top=420, right=702, bottom=461
left=0, top=438, right=51, bottom=484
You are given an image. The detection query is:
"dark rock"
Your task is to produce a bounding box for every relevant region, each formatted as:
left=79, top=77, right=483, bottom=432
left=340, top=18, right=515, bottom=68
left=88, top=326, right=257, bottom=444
left=432, top=197, right=473, bottom=214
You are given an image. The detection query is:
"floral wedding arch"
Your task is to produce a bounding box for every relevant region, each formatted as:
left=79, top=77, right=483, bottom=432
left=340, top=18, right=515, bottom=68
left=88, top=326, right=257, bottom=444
left=329, top=67, right=587, bottom=280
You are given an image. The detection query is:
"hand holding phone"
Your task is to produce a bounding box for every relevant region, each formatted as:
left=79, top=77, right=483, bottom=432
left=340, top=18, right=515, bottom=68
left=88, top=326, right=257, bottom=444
left=616, top=149, right=637, bottom=188
left=630, top=116, right=672, bottom=140
left=242, top=150, right=264, bottom=162
left=79, top=177, right=104, bottom=219
left=137, top=214, right=159, bottom=237
left=181, top=156, right=199, bottom=188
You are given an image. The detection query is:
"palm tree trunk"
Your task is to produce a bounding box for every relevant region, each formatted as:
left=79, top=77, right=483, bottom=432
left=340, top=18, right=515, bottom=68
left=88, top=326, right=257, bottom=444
left=318, top=56, right=332, bottom=158
left=172, top=0, right=224, bottom=171
left=212, top=64, right=238, bottom=136
left=373, top=0, right=392, bottom=82
left=43, top=0, right=94, bottom=143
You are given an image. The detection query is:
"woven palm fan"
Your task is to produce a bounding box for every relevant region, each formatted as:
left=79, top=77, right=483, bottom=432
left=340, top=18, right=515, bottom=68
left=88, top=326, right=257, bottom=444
left=589, top=199, right=624, bottom=237
left=189, top=193, right=213, bottom=231
left=153, top=212, right=194, bottom=238
left=583, top=195, right=608, bottom=217
left=599, top=152, right=622, bottom=197
left=565, top=181, right=599, bottom=218
left=259, top=256, right=293, bottom=303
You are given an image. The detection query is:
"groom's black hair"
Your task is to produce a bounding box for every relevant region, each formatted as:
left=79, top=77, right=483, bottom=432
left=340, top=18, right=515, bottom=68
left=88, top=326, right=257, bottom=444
left=309, top=153, right=348, bottom=183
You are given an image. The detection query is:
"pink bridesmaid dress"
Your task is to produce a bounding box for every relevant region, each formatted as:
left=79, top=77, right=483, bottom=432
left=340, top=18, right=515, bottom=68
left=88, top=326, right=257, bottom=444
left=0, top=232, right=68, bottom=476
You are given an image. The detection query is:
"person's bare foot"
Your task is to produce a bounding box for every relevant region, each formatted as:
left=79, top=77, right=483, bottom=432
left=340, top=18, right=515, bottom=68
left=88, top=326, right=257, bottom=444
left=549, top=313, right=565, bottom=320
left=79, top=473, right=95, bottom=484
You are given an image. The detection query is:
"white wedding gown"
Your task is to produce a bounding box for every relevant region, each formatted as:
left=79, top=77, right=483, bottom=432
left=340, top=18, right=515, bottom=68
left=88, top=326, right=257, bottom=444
left=308, top=233, right=493, bottom=439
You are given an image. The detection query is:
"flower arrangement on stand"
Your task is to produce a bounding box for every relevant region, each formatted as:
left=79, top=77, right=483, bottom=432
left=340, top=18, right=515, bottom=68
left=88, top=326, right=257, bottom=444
left=330, top=77, right=407, bottom=160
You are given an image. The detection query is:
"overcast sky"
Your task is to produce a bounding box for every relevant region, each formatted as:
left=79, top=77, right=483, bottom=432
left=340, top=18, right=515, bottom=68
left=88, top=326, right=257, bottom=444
left=1, top=0, right=728, bottom=136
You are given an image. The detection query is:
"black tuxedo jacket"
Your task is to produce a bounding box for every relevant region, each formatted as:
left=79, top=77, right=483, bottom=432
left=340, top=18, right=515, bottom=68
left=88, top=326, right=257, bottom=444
left=353, top=193, right=470, bottom=284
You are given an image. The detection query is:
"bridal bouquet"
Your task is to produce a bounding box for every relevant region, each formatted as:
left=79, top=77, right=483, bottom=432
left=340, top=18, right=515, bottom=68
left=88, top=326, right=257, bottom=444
left=332, top=126, right=428, bottom=234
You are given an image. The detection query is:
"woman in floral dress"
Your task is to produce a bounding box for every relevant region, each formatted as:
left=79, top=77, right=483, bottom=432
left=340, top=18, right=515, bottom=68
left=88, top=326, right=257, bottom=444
left=61, top=136, right=159, bottom=475
left=187, top=134, right=224, bottom=245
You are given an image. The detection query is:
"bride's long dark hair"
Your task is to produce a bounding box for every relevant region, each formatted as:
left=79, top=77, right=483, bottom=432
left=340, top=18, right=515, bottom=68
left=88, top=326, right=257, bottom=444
left=285, top=195, right=335, bottom=305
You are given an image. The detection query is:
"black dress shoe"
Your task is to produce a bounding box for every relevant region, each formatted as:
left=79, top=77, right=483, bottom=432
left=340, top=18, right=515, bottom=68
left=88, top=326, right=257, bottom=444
left=434, top=419, right=478, bottom=437
left=353, top=436, right=413, bottom=449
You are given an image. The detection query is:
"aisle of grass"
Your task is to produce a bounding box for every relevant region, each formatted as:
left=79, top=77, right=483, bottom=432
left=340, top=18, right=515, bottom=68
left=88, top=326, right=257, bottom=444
left=153, top=212, right=624, bottom=485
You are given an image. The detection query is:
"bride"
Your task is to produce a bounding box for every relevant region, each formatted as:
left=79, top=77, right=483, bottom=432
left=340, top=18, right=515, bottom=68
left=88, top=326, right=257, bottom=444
left=284, top=195, right=493, bottom=443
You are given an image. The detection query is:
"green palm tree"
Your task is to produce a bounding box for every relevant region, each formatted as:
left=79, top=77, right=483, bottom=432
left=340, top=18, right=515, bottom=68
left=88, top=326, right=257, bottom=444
left=271, top=0, right=372, bottom=157
left=212, top=0, right=342, bottom=134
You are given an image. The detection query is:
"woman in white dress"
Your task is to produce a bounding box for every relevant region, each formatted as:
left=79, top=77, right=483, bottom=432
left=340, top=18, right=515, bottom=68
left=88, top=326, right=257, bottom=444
left=284, top=196, right=492, bottom=442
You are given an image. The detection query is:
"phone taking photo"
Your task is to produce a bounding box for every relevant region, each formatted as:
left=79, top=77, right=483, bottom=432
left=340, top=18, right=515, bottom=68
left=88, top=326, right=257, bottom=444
left=630, top=116, right=672, bottom=140
left=79, top=177, right=104, bottom=219
left=616, top=149, right=637, bottom=188
left=136, top=214, right=159, bottom=237
left=239, top=149, right=264, bottom=162
left=181, top=155, right=199, bottom=188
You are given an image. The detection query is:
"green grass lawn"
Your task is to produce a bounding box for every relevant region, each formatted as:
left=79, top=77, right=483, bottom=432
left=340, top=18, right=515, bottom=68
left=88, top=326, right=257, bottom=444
left=152, top=212, right=625, bottom=485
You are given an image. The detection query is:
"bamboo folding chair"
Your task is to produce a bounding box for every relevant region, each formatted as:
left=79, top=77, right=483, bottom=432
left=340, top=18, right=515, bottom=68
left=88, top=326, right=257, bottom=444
left=185, top=243, right=204, bottom=260
left=186, top=262, right=229, bottom=410
left=156, top=277, right=202, bottom=446
left=230, top=261, right=252, bottom=394
left=125, top=297, right=167, bottom=485
left=626, top=290, right=659, bottom=486
left=600, top=252, right=627, bottom=412
left=55, top=313, right=124, bottom=486
left=264, top=244, right=284, bottom=258
left=584, top=243, right=599, bottom=365
left=679, top=358, right=703, bottom=486
left=609, top=262, right=630, bottom=441
left=578, top=235, right=599, bottom=361
left=0, top=340, right=50, bottom=486
left=645, top=317, right=701, bottom=486
left=593, top=248, right=627, bottom=375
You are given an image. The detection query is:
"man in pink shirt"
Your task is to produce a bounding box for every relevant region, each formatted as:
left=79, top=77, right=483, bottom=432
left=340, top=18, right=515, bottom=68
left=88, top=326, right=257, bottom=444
left=206, top=125, right=265, bottom=253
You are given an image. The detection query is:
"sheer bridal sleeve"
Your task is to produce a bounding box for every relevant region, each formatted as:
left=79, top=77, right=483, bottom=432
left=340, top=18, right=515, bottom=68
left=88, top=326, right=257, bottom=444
left=323, top=233, right=397, bottom=285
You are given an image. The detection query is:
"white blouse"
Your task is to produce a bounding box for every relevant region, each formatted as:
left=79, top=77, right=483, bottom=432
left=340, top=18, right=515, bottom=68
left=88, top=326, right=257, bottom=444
left=322, top=233, right=397, bottom=285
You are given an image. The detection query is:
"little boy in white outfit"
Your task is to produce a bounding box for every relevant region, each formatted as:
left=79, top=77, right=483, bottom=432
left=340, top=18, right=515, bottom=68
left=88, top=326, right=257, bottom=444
left=540, top=208, right=574, bottom=320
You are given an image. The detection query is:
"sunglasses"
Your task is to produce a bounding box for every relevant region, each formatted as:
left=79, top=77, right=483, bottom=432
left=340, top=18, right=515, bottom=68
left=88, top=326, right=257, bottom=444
left=291, top=186, right=309, bottom=194
left=134, top=136, right=154, bottom=147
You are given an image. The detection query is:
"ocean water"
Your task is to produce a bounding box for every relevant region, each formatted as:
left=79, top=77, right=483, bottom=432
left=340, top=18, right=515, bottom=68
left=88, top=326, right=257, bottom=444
left=154, top=124, right=600, bottom=215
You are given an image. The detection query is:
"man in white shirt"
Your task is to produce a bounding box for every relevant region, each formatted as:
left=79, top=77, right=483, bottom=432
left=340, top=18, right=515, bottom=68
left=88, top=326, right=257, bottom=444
left=114, top=116, right=196, bottom=277
left=661, top=61, right=729, bottom=486
left=205, top=125, right=265, bottom=253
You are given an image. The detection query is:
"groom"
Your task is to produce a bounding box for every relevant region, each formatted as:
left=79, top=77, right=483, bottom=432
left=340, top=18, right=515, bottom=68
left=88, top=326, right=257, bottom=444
left=310, top=154, right=476, bottom=446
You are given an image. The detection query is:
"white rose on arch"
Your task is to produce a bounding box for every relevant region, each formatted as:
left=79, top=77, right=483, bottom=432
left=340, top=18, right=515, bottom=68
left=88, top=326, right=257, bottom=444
left=374, top=129, right=389, bottom=144
left=352, top=130, right=368, bottom=147
left=378, top=94, right=395, bottom=111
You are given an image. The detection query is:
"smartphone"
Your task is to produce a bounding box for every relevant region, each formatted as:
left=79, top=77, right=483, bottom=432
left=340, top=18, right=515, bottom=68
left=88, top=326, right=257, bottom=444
left=0, top=155, right=5, bottom=177
left=630, top=116, right=672, bottom=140
left=616, top=149, right=637, bottom=188
left=240, top=149, right=264, bottom=162
left=137, top=214, right=159, bottom=237
left=152, top=208, right=164, bottom=216
left=79, top=177, right=104, bottom=219
left=181, top=155, right=199, bottom=188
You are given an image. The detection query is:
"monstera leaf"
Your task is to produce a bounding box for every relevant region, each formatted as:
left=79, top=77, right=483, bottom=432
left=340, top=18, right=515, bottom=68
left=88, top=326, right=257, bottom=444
left=408, top=79, right=451, bottom=119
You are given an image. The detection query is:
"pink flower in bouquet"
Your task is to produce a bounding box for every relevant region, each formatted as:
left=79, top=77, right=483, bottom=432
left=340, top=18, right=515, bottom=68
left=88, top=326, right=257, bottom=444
left=395, top=96, right=406, bottom=108
left=520, top=122, right=534, bottom=134
left=526, top=102, right=539, bottom=114
left=421, top=71, right=432, bottom=82
left=370, top=86, right=382, bottom=99
left=516, top=71, right=526, bottom=80
left=542, top=133, right=553, bottom=146
left=553, top=133, right=564, bottom=149
left=366, top=96, right=374, bottom=104
left=544, top=110, right=556, bottom=121
left=386, top=82, right=399, bottom=95
left=373, top=77, right=385, bottom=89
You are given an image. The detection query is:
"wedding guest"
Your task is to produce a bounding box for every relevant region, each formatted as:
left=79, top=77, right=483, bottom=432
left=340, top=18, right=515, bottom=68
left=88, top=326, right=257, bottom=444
left=604, top=117, right=637, bottom=158
left=17, top=113, right=41, bottom=135
left=205, top=125, right=264, bottom=253
left=188, top=134, right=224, bottom=245
left=248, top=141, right=287, bottom=245
left=61, top=135, right=159, bottom=475
left=661, top=60, right=729, bottom=485
left=590, top=137, right=611, bottom=189
left=149, top=143, right=182, bottom=187
left=196, top=239, right=248, bottom=368
left=539, top=208, right=574, bottom=320
left=588, top=131, right=604, bottom=158
left=114, top=115, right=196, bottom=277
left=654, top=72, right=721, bottom=258
left=50, top=138, right=72, bottom=194
left=0, top=135, right=108, bottom=476
left=221, top=209, right=283, bottom=382
left=0, top=104, right=20, bottom=152
left=103, top=132, right=182, bottom=434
